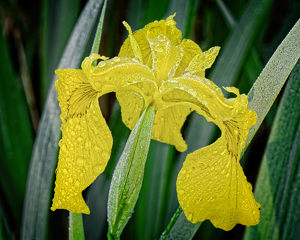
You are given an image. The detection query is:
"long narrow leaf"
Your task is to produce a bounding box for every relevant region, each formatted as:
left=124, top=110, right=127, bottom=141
left=246, top=19, right=300, bottom=145
left=210, top=0, right=273, bottom=86
left=244, top=60, right=300, bottom=240
left=0, top=25, right=33, bottom=221
left=165, top=0, right=190, bottom=31
left=108, top=106, right=155, bottom=238
left=21, top=1, right=103, bottom=239
left=40, top=0, right=81, bottom=103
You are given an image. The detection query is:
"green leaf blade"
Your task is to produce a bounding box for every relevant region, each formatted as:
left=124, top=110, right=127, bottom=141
left=40, top=0, right=81, bottom=104
left=21, top=1, right=104, bottom=239
left=211, top=0, right=274, bottom=87
left=246, top=19, right=300, bottom=145
left=107, top=106, right=155, bottom=238
left=0, top=24, right=33, bottom=221
left=244, top=60, right=300, bottom=240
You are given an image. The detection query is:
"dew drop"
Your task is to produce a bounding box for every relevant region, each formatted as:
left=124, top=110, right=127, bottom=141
left=155, top=47, right=163, bottom=52
left=98, top=61, right=106, bottom=67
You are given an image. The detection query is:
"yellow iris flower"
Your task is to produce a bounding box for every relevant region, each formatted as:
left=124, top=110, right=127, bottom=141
left=51, top=14, right=260, bottom=231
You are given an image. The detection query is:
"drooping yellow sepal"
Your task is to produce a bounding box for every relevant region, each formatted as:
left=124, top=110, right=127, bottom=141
left=176, top=132, right=260, bottom=230
left=52, top=69, right=113, bottom=214
left=173, top=79, right=259, bottom=230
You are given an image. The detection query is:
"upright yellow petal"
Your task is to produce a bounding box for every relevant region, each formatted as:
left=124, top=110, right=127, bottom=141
left=146, top=31, right=183, bottom=85
left=119, top=14, right=182, bottom=68
left=162, top=74, right=259, bottom=230
left=51, top=69, right=113, bottom=214
left=185, top=46, right=220, bottom=77
left=174, top=39, right=202, bottom=77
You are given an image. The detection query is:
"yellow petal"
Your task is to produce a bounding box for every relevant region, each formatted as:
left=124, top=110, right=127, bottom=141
left=161, top=75, right=227, bottom=122
left=119, top=14, right=182, bottom=68
left=162, top=74, right=259, bottom=230
left=146, top=32, right=183, bottom=85
left=81, top=54, right=157, bottom=130
left=81, top=54, right=156, bottom=92
left=185, top=46, right=220, bottom=76
left=151, top=105, right=192, bottom=152
left=174, top=39, right=202, bottom=77
left=176, top=133, right=260, bottom=230
left=116, top=89, right=145, bottom=129
left=51, top=69, right=113, bottom=213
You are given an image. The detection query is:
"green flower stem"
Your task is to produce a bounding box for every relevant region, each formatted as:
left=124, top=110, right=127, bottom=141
left=107, top=105, right=155, bottom=239
left=69, top=213, right=85, bottom=240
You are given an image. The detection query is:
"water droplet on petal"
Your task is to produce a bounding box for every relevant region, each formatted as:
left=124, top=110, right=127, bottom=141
left=98, top=61, right=106, bottom=67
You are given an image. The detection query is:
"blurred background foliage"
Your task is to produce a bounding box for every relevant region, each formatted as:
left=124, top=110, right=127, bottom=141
left=0, top=0, right=299, bottom=239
